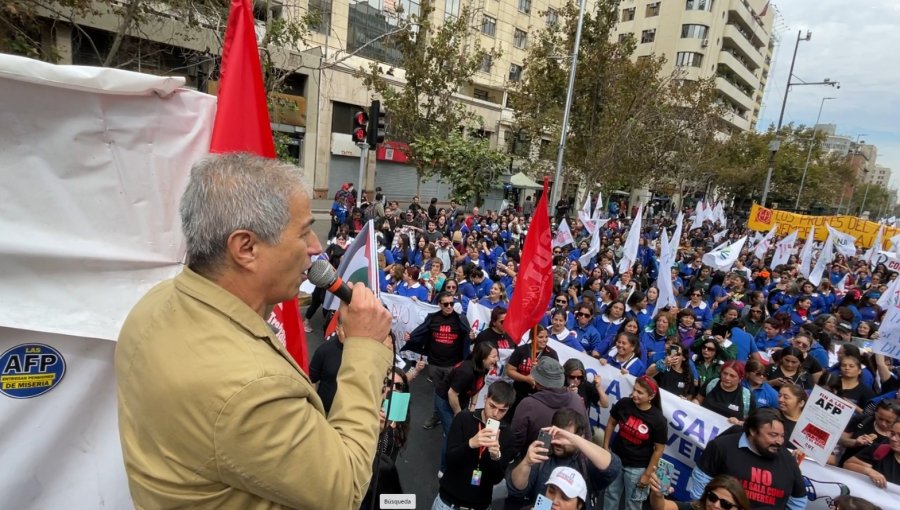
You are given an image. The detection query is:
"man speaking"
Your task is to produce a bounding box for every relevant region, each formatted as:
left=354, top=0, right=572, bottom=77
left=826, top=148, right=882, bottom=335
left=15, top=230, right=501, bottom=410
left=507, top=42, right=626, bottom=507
left=115, top=153, right=393, bottom=509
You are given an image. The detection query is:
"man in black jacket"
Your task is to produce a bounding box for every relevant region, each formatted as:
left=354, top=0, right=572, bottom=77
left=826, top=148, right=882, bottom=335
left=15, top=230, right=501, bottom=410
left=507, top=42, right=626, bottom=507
left=402, top=291, right=471, bottom=430
left=434, top=381, right=516, bottom=510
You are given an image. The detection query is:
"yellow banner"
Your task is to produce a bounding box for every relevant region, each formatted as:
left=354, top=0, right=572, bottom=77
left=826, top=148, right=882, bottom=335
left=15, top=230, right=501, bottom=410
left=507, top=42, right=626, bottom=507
left=746, top=203, right=895, bottom=249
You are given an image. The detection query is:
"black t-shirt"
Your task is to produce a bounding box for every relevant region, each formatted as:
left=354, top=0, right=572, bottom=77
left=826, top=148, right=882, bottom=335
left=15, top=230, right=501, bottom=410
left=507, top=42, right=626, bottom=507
left=309, top=338, right=344, bottom=414
left=766, top=365, right=812, bottom=391
left=428, top=313, right=465, bottom=367
left=882, top=375, right=900, bottom=395
left=475, top=328, right=513, bottom=350
left=801, top=356, right=823, bottom=375
left=609, top=398, right=668, bottom=467
left=438, top=360, right=485, bottom=410
left=697, top=432, right=806, bottom=510
left=656, top=368, right=695, bottom=398
left=506, top=344, right=559, bottom=399
left=839, top=415, right=891, bottom=466
left=855, top=444, right=900, bottom=485
left=837, top=382, right=876, bottom=409
left=701, top=381, right=752, bottom=420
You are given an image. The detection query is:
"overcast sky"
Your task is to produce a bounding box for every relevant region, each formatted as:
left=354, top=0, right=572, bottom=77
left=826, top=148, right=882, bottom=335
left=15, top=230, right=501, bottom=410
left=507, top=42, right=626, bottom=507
left=757, top=0, right=900, bottom=187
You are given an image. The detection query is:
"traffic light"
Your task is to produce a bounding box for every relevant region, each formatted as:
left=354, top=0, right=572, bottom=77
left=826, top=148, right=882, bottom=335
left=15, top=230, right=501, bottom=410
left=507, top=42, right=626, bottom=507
left=352, top=110, right=368, bottom=144
left=367, top=100, right=386, bottom=146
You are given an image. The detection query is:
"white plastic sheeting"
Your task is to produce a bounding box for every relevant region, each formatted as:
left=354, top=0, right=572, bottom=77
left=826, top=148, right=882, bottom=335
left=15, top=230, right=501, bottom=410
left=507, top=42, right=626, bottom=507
left=0, top=53, right=215, bottom=509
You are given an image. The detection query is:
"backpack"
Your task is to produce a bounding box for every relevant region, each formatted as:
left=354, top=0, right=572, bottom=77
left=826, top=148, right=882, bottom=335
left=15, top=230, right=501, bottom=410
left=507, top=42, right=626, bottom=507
left=706, top=378, right=752, bottom=418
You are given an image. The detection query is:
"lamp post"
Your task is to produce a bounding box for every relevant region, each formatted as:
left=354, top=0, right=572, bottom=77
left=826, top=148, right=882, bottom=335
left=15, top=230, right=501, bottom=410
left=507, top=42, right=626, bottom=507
left=845, top=133, right=867, bottom=214
left=760, top=29, right=839, bottom=207
left=550, top=0, right=587, bottom=212
left=795, top=96, right=835, bottom=209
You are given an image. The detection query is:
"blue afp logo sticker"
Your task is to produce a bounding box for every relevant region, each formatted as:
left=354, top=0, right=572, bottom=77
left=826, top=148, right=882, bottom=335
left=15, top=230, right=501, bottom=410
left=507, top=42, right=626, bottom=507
left=0, top=344, right=66, bottom=399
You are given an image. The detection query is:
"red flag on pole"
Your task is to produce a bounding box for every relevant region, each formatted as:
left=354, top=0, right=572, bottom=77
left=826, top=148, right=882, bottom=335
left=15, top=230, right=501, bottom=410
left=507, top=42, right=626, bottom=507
left=210, top=0, right=309, bottom=372
left=504, top=178, right=554, bottom=343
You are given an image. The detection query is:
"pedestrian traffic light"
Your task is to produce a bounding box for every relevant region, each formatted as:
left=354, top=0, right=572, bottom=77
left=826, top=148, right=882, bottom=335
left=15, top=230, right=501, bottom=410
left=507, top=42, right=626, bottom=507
left=352, top=110, right=368, bottom=144
left=367, top=100, right=386, bottom=146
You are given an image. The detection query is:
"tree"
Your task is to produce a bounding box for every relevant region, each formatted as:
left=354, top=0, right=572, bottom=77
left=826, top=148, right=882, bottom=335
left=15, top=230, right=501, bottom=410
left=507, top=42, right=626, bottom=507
left=412, top=131, right=508, bottom=206
left=361, top=0, right=503, bottom=195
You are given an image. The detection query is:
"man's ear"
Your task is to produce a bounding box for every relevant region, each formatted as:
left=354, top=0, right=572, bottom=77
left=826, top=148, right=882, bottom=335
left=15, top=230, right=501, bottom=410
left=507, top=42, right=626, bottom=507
left=226, top=230, right=259, bottom=270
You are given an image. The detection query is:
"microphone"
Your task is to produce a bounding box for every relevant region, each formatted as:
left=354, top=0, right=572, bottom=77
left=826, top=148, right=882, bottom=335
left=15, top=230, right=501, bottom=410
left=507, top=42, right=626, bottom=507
left=307, top=260, right=353, bottom=304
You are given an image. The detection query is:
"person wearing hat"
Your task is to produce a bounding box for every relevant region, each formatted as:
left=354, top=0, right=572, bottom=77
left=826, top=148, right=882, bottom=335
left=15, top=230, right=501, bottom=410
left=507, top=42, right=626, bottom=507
left=508, top=409, right=621, bottom=510
left=542, top=466, right=589, bottom=510
left=509, top=357, right=590, bottom=456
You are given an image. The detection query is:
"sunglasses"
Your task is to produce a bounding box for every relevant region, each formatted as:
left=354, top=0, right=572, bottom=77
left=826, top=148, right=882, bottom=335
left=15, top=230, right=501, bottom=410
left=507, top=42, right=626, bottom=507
left=440, top=302, right=454, bottom=307
left=575, top=312, right=591, bottom=318
left=691, top=293, right=702, bottom=297
left=702, top=345, right=716, bottom=351
left=383, top=379, right=407, bottom=392
left=705, top=492, right=737, bottom=510
left=555, top=299, right=568, bottom=304
left=567, top=375, right=584, bottom=381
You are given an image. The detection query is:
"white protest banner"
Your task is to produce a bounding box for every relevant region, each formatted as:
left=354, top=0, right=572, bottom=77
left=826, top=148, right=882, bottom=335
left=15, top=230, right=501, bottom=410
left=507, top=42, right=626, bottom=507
left=789, top=386, right=854, bottom=465
left=873, top=304, right=900, bottom=359
left=553, top=218, right=575, bottom=248
left=771, top=229, right=799, bottom=268
left=380, top=293, right=439, bottom=358
left=466, top=301, right=493, bottom=337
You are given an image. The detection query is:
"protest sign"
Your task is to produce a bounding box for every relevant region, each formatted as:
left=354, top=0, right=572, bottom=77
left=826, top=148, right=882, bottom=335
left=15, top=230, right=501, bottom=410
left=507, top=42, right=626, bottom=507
left=467, top=302, right=493, bottom=337
left=380, top=293, right=439, bottom=358
left=747, top=203, right=897, bottom=248
left=789, top=386, right=854, bottom=465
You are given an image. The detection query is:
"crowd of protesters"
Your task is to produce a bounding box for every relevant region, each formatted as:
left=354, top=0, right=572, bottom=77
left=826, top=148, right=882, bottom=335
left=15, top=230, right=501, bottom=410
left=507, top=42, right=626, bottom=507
left=313, top=184, right=895, bottom=510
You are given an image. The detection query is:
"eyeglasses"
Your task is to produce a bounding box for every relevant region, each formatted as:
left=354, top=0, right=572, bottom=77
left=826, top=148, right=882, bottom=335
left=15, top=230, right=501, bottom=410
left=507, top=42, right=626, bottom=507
left=702, top=345, right=716, bottom=352
left=705, top=492, right=737, bottom=510
left=575, top=312, right=591, bottom=318
left=440, top=302, right=454, bottom=307
left=691, top=293, right=702, bottom=297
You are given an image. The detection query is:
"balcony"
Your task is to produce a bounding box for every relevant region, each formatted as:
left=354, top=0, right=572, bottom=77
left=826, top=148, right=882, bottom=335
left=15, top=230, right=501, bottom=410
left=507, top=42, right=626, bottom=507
left=715, top=76, right=754, bottom=111
left=718, top=51, right=758, bottom=87
left=723, top=24, right=764, bottom=68
left=721, top=109, right=751, bottom=132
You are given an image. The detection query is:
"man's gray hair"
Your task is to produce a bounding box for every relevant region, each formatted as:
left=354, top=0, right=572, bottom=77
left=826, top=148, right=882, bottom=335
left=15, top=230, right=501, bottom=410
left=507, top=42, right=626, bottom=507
left=179, top=153, right=311, bottom=272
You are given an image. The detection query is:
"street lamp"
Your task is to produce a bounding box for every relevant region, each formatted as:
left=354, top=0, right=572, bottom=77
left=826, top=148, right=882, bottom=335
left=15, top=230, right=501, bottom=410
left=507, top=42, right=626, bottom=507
left=760, top=30, right=839, bottom=207
left=795, top=96, right=835, bottom=209
left=550, top=0, right=587, bottom=211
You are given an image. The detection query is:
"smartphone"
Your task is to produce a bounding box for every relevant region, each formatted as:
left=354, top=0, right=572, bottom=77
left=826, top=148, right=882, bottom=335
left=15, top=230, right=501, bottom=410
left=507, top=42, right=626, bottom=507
left=657, top=458, right=675, bottom=495
left=534, top=494, right=553, bottom=510
left=537, top=430, right=553, bottom=452
left=486, top=418, right=500, bottom=433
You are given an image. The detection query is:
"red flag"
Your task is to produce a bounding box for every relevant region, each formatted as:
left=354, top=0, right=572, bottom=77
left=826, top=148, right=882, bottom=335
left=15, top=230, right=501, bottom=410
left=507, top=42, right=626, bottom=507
left=504, top=178, right=554, bottom=343
left=210, top=0, right=308, bottom=372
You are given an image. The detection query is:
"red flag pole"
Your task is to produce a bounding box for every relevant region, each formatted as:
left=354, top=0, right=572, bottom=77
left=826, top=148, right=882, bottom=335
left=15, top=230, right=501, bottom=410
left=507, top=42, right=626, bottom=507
left=210, top=0, right=309, bottom=372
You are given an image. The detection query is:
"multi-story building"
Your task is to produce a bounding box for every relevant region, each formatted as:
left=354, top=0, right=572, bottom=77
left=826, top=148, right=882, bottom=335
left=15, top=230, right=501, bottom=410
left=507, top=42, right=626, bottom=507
left=868, top=164, right=892, bottom=187
left=31, top=0, right=773, bottom=202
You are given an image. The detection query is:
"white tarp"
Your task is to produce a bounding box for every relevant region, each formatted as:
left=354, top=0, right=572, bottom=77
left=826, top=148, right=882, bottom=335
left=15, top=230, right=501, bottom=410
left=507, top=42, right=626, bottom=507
left=0, top=54, right=216, bottom=509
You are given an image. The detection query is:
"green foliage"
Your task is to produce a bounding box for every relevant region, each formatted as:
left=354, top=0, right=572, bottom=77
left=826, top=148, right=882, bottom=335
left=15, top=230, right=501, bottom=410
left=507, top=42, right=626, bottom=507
left=0, top=0, right=96, bottom=61
left=361, top=0, right=502, bottom=191
left=412, top=131, right=509, bottom=205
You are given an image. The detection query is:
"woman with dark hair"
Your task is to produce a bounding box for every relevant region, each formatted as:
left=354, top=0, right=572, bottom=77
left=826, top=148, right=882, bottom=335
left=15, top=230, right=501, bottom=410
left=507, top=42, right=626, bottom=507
left=754, top=315, right=790, bottom=353
left=594, top=301, right=626, bottom=354
left=428, top=197, right=438, bottom=220
left=855, top=320, right=877, bottom=339
left=695, top=361, right=752, bottom=425
left=859, top=291, right=883, bottom=323
left=641, top=313, right=674, bottom=363
left=778, top=384, right=807, bottom=439
left=691, top=337, right=726, bottom=389
left=506, top=325, right=559, bottom=410
left=649, top=474, right=751, bottom=510
left=766, top=347, right=813, bottom=390
left=632, top=261, right=650, bottom=291
left=837, top=290, right=864, bottom=330
left=597, top=284, right=618, bottom=316
left=391, top=233, right=413, bottom=266
left=599, top=332, right=646, bottom=377
left=845, top=418, right=900, bottom=488
left=618, top=317, right=642, bottom=337
left=741, top=304, right=767, bottom=337
left=563, top=358, right=609, bottom=412
left=360, top=367, right=411, bottom=510
left=626, top=291, right=652, bottom=331
left=684, top=288, right=713, bottom=330
left=602, top=376, right=667, bottom=510
left=743, top=358, right=779, bottom=409
left=677, top=308, right=701, bottom=348
left=647, top=343, right=697, bottom=399
left=830, top=495, right=883, bottom=510
left=836, top=354, right=876, bottom=414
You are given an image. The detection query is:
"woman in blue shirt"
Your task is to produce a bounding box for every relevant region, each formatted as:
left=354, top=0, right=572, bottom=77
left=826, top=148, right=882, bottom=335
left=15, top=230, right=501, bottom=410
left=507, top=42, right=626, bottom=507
left=743, top=358, right=780, bottom=409
left=593, top=301, right=626, bottom=355
left=394, top=266, right=429, bottom=301
left=626, top=291, right=652, bottom=331
left=599, top=331, right=646, bottom=376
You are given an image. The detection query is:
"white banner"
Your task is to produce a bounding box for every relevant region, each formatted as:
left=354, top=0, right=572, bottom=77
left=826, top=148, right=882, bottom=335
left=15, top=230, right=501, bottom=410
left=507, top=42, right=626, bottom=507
left=789, top=386, right=854, bottom=466
left=380, top=293, right=440, bottom=358
left=466, top=302, right=493, bottom=337
left=0, top=54, right=216, bottom=509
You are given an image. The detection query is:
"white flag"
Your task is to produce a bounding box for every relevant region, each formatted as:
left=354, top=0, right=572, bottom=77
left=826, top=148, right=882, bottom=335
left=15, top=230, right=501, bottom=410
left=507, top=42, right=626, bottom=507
left=553, top=218, right=575, bottom=248
left=878, top=273, right=900, bottom=309
left=809, top=234, right=834, bottom=287
left=592, top=191, right=604, bottom=221
left=702, top=236, right=747, bottom=271
left=712, top=230, right=727, bottom=243
left=799, top=226, right=816, bottom=278
left=713, top=202, right=726, bottom=225
left=578, top=192, right=594, bottom=233
left=579, top=221, right=602, bottom=266
left=890, top=233, right=900, bottom=259
left=654, top=228, right=678, bottom=317
left=753, top=224, right=778, bottom=261
left=770, top=229, right=798, bottom=268
left=617, top=206, right=643, bottom=273
left=826, top=224, right=857, bottom=257
left=669, top=211, right=684, bottom=253
left=863, top=224, right=885, bottom=266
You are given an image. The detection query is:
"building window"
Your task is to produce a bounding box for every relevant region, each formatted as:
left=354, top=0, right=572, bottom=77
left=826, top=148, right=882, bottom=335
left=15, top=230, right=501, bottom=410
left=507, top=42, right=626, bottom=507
left=621, top=7, right=635, bottom=21
left=645, top=2, right=660, bottom=17
left=514, top=28, right=528, bottom=49
left=675, top=51, right=703, bottom=67
left=618, top=33, right=632, bottom=43
left=681, top=24, right=709, bottom=39
left=546, top=8, right=558, bottom=26
left=473, top=88, right=490, bottom=101
left=482, top=15, right=497, bottom=37
left=509, top=63, right=523, bottom=82
left=518, top=0, right=531, bottom=14
left=253, top=0, right=283, bottom=22
left=480, top=54, right=493, bottom=73
left=308, top=0, right=331, bottom=35
left=685, top=0, right=714, bottom=11
left=641, top=29, right=656, bottom=43
left=347, top=0, right=420, bottom=66
left=444, top=0, right=460, bottom=19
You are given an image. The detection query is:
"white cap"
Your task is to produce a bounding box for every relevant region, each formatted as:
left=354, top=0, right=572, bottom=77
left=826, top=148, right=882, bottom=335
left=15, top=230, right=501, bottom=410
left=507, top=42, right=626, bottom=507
left=544, top=466, right=587, bottom=501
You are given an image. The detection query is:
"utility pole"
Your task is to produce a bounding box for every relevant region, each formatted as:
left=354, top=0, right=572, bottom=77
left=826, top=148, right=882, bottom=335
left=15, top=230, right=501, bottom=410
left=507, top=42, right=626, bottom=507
left=795, top=96, right=835, bottom=209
